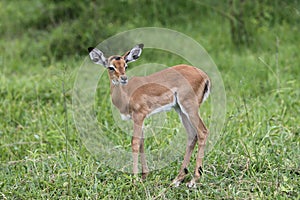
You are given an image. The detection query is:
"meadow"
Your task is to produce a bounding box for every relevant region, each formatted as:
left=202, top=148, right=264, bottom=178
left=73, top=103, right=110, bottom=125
left=0, top=0, right=299, bottom=199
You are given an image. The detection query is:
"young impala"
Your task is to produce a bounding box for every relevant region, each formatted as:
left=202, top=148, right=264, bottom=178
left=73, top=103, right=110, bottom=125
left=88, top=44, right=210, bottom=188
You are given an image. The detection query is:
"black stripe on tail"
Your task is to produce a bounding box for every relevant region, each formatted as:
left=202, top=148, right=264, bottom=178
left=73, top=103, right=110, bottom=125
left=203, top=80, right=209, bottom=94
left=201, top=80, right=210, bottom=103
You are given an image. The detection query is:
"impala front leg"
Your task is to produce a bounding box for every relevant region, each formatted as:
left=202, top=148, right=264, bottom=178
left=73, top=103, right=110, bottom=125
left=132, top=115, right=144, bottom=177
left=140, top=131, right=149, bottom=179
left=132, top=129, right=141, bottom=176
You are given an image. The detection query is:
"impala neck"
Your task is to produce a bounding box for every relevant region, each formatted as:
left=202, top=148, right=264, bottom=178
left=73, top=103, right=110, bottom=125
left=110, top=81, right=129, bottom=113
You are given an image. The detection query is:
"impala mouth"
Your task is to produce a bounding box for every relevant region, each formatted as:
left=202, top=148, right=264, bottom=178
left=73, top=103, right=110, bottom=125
left=120, top=80, right=128, bottom=85
left=120, top=76, right=128, bottom=85
left=112, top=79, right=128, bottom=86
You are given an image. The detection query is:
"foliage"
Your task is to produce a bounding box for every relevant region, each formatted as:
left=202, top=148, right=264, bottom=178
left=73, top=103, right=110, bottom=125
left=1, top=0, right=298, bottom=61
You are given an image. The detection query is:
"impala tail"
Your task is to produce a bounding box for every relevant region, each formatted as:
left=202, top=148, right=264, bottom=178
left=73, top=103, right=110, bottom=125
left=202, top=79, right=211, bottom=103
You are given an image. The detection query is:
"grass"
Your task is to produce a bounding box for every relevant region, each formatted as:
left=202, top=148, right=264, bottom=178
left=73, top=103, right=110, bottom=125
left=1, top=0, right=300, bottom=199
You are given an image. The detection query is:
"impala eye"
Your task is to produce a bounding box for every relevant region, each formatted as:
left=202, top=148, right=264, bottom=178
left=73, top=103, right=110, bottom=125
left=108, top=66, right=115, bottom=71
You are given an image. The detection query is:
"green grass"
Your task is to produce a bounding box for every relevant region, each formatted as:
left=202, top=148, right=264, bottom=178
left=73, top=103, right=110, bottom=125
left=1, top=0, right=299, bottom=199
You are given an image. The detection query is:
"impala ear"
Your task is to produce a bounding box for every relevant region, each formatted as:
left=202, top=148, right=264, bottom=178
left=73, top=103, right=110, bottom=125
left=88, top=47, right=108, bottom=67
left=123, top=44, right=144, bottom=63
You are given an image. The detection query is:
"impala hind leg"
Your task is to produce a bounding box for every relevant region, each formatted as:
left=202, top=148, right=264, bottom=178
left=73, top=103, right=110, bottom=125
left=176, top=97, right=209, bottom=188
left=172, top=107, right=197, bottom=187
left=186, top=114, right=209, bottom=188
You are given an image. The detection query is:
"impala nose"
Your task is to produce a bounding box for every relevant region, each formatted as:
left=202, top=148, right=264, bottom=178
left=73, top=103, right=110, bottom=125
left=120, top=75, right=128, bottom=84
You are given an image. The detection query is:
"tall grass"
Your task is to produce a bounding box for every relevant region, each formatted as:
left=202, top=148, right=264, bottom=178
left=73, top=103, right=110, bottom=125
left=0, top=0, right=299, bottom=199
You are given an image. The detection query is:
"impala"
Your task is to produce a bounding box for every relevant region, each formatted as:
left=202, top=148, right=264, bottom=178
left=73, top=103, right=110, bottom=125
left=88, top=44, right=210, bottom=188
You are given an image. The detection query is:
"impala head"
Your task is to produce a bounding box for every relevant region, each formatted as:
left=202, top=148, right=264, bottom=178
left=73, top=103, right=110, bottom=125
left=88, top=44, right=144, bottom=85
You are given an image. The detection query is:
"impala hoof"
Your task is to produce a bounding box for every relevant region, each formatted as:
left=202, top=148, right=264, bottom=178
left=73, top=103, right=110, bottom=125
left=172, top=179, right=182, bottom=187
left=142, top=172, right=149, bottom=180
left=186, top=180, right=197, bottom=188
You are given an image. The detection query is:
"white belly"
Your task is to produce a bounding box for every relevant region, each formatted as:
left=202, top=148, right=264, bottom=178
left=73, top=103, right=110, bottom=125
left=146, top=102, right=176, bottom=118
